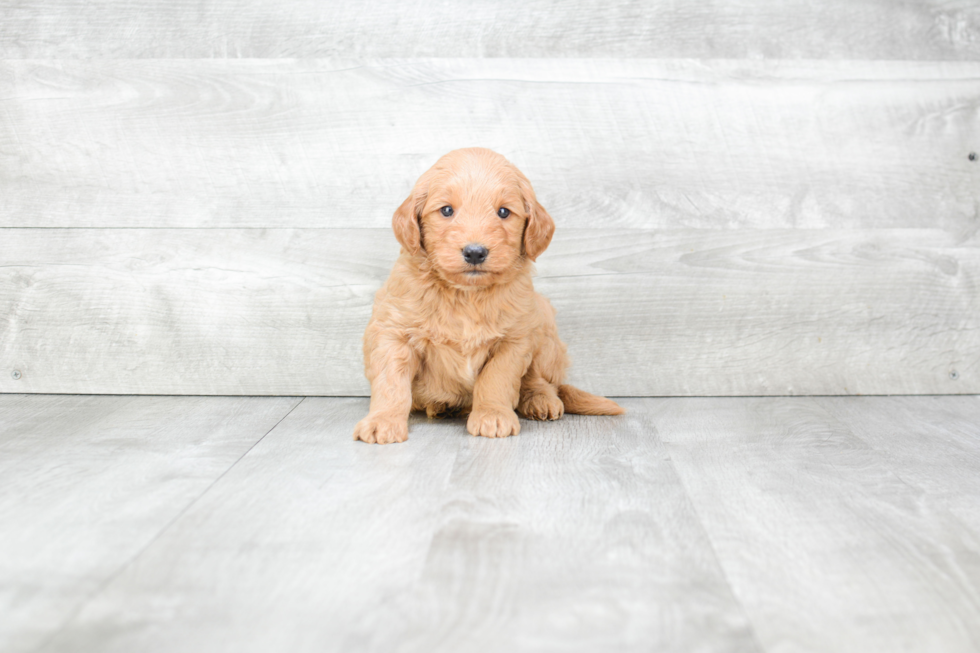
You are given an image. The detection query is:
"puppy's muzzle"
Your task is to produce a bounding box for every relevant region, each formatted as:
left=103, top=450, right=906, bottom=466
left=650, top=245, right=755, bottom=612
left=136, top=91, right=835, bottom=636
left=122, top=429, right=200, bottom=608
left=462, top=244, right=489, bottom=266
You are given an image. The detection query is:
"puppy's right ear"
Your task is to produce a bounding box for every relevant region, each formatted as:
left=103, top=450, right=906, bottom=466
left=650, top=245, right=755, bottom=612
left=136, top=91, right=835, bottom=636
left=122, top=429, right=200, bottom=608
left=392, top=188, right=425, bottom=255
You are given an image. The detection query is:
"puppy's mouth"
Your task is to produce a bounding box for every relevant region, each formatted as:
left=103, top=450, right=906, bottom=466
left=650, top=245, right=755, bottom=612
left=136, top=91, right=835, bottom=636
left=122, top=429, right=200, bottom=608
left=455, top=268, right=496, bottom=286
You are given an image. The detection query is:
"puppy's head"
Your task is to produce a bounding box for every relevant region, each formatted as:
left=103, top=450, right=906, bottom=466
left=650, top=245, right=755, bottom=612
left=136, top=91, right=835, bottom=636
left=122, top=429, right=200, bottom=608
left=392, top=148, right=555, bottom=288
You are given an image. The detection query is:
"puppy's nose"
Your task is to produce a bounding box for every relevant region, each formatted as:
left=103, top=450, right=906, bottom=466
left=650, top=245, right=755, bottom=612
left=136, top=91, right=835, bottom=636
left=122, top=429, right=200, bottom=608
left=462, top=244, right=489, bottom=265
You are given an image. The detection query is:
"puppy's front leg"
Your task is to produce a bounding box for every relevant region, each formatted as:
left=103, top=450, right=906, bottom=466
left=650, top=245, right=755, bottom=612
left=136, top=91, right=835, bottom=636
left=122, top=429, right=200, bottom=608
left=468, top=340, right=530, bottom=438
left=354, top=336, right=418, bottom=444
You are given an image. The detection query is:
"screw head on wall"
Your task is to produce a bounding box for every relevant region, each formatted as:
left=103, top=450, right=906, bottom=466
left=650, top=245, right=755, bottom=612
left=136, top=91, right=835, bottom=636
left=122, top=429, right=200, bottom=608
left=950, top=370, right=959, bottom=380
left=11, top=370, right=22, bottom=380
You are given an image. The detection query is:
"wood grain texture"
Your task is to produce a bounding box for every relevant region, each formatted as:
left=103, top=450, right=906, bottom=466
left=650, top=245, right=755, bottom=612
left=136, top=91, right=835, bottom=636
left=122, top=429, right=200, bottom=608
left=34, top=397, right=760, bottom=653
left=814, top=396, right=980, bottom=535
left=654, top=397, right=980, bottom=653
left=2, top=0, right=979, bottom=59
left=1, top=227, right=976, bottom=396
left=0, top=394, right=300, bottom=653
left=2, top=59, right=977, bottom=230
left=7, top=396, right=980, bottom=652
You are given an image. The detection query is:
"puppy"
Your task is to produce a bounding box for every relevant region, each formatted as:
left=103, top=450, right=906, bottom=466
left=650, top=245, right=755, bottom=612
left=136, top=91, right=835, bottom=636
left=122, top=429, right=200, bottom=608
left=354, top=148, right=624, bottom=444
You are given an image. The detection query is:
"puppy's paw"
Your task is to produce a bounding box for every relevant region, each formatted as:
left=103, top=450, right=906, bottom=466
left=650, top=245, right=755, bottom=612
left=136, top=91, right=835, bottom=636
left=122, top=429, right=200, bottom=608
left=518, top=392, right=564, bottom=421
left=467, top=408, right=521, bottom=438
left=425, top=403, right=463, bottom=419
left=353, top=415, right=408, bottom=444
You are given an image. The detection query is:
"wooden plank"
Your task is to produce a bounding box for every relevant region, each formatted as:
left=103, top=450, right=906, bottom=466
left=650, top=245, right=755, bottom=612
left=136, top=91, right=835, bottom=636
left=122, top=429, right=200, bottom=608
left=0, top=228, right=390, bottom=396
left=814, top=396, right=980, bottom=535
left=548, top=228, right=980, bottom=396
left=0, top=394, right=300, bottom=653
left=2, top=0, right=979, bottom=59
left=1, top=227, right=976, bottom=396
left=35, top=397, right=760, bottom=653
left=29, top=398, right=467, bottom=652
left=1, top=59, right=977, bottom=230
left=655, top=397, right=980, bottom=653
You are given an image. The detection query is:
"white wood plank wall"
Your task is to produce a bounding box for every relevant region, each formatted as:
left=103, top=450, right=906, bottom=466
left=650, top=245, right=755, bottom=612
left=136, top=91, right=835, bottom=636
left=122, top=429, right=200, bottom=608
left=1, top=3, right=978, bottom=396
left=1, top=0, right=979, bottom=59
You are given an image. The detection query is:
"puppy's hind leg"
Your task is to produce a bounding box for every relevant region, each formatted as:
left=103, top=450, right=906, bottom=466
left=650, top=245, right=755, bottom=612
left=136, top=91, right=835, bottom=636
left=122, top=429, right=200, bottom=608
left=517, top=319, right=568, bottom=421
left=517, top=373, right=564, bottom=421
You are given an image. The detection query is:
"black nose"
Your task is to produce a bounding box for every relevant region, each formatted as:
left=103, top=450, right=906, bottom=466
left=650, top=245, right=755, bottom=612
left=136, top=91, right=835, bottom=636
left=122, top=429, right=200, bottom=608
left=462, top=244, right=488, bottom=265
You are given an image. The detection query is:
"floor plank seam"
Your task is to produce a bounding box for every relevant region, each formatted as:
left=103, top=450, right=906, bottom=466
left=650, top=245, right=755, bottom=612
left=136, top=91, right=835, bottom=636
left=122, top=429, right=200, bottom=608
left=29, top=396, right=307, bottom=653
left=656, top=430, right=769, bottom=653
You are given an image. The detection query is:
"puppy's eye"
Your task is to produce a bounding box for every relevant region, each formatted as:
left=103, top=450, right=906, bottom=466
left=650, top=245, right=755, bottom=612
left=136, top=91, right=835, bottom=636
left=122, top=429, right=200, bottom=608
left=497, top=207, right=511, bottom=219
left=440, top=206, right=454, bottom=217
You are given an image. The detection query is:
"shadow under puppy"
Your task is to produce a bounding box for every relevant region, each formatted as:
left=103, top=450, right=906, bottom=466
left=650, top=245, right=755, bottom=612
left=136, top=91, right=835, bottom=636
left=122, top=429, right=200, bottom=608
left=354, top=148, right=624, bottom=444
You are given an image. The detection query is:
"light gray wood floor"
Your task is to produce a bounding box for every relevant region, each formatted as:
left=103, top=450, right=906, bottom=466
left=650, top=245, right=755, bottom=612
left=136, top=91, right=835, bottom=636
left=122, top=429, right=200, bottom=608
left=2, top=394, right=980, bottom=653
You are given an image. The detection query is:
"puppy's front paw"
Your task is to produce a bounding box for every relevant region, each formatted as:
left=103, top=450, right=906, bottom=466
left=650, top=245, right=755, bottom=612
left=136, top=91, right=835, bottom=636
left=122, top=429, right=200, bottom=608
left=467, top=408, right=521, bottom=438
left=353, top=415, right=408, bottom=444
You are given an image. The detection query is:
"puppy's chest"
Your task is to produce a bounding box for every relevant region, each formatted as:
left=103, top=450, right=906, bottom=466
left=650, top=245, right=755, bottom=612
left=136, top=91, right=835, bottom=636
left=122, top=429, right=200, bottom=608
left=421, top=342, right=489, bottom=389
left=409, top=315, right=505, bottom=386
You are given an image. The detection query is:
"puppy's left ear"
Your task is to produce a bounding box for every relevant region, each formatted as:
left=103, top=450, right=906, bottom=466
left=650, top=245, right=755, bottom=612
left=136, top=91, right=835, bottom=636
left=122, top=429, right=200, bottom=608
left=518, top=173, right=555, bottom=261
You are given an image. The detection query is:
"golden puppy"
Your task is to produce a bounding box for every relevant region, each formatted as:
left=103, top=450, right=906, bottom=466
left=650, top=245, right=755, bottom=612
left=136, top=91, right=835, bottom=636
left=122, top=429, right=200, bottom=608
left=354, top=148, right=624, bottom=444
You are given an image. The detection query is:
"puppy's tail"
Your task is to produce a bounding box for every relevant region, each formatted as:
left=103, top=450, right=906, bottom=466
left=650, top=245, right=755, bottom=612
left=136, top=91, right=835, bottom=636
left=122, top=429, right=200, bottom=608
left=558, top=384, right=626, bottom=416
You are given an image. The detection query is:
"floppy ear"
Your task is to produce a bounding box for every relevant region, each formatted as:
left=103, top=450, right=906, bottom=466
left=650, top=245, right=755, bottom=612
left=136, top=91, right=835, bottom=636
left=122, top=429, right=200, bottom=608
left=519, top=175, right=555, bottom=261
left=392, top=185, right=427, bottom=255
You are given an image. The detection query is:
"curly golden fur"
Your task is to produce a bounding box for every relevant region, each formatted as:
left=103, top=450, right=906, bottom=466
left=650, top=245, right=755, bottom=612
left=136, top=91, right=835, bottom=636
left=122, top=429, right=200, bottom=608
left=354, top=148, right=624, bottom=444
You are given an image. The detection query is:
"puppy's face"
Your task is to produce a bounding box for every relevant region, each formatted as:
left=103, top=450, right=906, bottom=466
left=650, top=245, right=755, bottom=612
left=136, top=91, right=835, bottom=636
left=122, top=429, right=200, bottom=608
left=393, top=148, right=555, bottom=289
left=417, top=160, right=528, bottom=288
